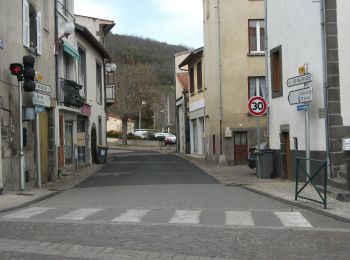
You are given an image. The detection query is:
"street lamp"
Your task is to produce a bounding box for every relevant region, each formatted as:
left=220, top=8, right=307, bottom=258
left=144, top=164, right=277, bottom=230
left=54, top=21, right=75, bottom=55
left=139, top=100, right=146, bottom=129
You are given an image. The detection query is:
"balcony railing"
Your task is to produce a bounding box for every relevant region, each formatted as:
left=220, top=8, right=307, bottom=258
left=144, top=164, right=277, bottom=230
left=106, top=84, right=116, bottom=104
left=58, top=78, right=85, bottom=108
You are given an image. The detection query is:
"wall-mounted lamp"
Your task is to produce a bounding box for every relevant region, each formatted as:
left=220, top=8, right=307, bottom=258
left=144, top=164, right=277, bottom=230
left=54, top=21, right=75, bottom=55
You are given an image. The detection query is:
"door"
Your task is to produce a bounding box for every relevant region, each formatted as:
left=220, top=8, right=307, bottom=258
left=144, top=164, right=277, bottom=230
left=64, top=122, right=73, bottom=165
left=193, top=119, right=198, bottom=153
left=59, top=116, right=64, bottom=168
left=234, top=132, right=248, bottom=164
left=39, top=112, right=49, bottom=183
left=91, top=126, right=97, bottom=163
left=283, top=132, right=292, bottom=180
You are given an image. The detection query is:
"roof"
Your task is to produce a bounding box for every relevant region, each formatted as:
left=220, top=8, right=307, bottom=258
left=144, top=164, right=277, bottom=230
left=178, top=47, right=204, bottom=68
left=75, top=14, right=116, bottom=35
left=75, top=23, right=111, bottom=59
left=176, top=73, right=189, bottom=91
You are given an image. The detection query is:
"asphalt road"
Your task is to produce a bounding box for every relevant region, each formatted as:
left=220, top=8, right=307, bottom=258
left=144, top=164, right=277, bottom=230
left=0, top=149, right=350, bottom=259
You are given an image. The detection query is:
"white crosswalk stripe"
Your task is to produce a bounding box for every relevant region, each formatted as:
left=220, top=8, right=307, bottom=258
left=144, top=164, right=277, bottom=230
left=112, top=209, right=150, bottom=223
left=225, top=211, right=255, bottom=226
left=275, top=211, right=313, bottom=228
left=2, top=207, right=53, bottom=219
left=1, top=207, right=319, bottom=229
left=56, top=208, right=102, bottom=221
left=169, top=210, right=201, bottom=224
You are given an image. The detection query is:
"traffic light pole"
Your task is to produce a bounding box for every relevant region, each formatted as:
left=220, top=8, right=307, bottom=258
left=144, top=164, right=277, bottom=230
left=19, top=81, right=25, bottom=190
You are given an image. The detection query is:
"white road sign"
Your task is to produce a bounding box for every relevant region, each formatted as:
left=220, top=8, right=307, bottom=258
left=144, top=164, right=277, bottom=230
left=35, top=83, right=52, bottom=94
left=32, top=92, right=51, bottom=107
left=286, top=73, right=312, bottom=87
left=288, top=87, right=312, bottom=105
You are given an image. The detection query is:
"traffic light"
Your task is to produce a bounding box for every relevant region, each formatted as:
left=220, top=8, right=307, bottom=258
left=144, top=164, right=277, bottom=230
left=9, top=63, right=23, bottom=80
left=22, top=55, right=36, bottom=92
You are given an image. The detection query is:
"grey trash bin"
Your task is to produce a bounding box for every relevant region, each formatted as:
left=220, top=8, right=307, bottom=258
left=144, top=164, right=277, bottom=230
left=255, top=150, right=274, bottom=178
left=96, top=145, right=108, bottom=164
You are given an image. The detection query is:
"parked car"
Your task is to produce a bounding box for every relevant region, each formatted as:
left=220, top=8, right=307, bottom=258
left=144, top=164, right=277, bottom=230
left=155, top=132, right=176, bottom=144
left=134, top=130, right=156, bottom=140
left=248, top=142, right=268, bottom=169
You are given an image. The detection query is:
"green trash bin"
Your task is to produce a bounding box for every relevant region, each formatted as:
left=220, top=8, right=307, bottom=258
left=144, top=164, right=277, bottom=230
left=96, top=145, right=108, bottom=164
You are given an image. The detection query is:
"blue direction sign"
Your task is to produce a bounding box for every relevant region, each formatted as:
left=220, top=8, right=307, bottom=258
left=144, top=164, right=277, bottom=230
left=35, top=106, right=46, bottom=113
left=297, top=104, right=310, bottom=111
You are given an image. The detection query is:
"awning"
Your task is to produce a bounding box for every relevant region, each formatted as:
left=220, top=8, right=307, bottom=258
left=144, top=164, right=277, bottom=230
left=63, top=42, right=80, bottom=60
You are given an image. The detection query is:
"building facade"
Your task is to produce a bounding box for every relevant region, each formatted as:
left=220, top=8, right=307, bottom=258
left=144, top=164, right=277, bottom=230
left=203, top=0, right=267, bottom=165
left=0, top=0, right=56, bottom=191
left=266, top=0, right=350, bottom=189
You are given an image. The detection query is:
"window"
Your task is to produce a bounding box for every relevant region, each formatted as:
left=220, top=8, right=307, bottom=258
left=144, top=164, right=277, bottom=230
left=197, top=61, right=203, bottom=91
left=96, top=62, right=102, bottom=104
left=248, top=77, right=267, bottom=101
left=78, top=47, right=86, bottom=98
left=248, top=20, right=265, bottom=54
left=189, top=67, right=194, bottom=94
left=63, top=53, right=71, bottom=80
left=23, top=0, right=42, bottom=54
left=270, top=45, right=283, bottom=98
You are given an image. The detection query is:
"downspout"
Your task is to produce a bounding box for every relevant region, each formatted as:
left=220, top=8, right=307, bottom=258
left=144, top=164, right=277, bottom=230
left=217, top=0, right=224, bottom=156
left=320, top=0, right=331, bottom=178
left=54, top=0, right=60, bottom=177
left=265, top=0, right=270, bottom=145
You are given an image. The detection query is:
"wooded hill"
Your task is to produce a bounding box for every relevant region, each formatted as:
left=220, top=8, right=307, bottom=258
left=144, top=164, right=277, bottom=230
left=105, top=34, right=188, bottom=86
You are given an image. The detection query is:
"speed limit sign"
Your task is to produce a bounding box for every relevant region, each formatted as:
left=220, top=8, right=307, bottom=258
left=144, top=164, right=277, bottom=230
left=248, top=96, right=268, bottom=116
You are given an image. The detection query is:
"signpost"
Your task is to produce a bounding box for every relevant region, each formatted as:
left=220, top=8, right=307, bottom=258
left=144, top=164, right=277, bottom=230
left=287, top=67, right=312, bottom=180
left=32, top=92, right=51, bottom=107
left=248, top=96, right=268, bottom=152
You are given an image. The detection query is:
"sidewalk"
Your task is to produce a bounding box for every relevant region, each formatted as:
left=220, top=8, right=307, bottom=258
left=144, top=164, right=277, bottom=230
left=0, top=163, right=104, bottom=213
left=180, top=154, right=350, bottom=223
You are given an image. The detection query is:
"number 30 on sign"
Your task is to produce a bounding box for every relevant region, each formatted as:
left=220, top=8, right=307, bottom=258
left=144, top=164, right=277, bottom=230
left=248, top=96, right=268, bottom=116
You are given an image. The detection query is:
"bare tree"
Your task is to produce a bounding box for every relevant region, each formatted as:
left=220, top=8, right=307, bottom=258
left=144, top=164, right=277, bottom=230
left=108, top=64, right=159, bottom=144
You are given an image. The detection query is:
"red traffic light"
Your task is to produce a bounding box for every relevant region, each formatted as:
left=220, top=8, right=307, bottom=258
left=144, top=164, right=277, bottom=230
left=9, top=63, right=23, bottom=76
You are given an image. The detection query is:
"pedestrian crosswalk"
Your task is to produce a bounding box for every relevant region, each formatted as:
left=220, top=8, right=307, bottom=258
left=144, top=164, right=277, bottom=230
left=1, top=206, right=315, bottom=228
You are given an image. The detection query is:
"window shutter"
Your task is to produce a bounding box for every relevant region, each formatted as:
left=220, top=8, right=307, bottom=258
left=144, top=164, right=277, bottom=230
left=23, top=0, right=30, bottom=48
left=36, top=11, right=42, bottom=55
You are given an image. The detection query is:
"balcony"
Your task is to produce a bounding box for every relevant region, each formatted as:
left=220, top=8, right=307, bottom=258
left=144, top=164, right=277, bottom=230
left=106, top=84, right=116, bottom=104
left=58, top=78, right=85, bottom=108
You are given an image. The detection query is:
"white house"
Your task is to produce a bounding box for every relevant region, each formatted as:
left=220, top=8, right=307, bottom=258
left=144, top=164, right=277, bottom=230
left=267, top=0, right=350, bottom=189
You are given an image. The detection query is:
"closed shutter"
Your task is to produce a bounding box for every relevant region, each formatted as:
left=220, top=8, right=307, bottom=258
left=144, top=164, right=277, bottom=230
left=36, top=11, right=42, bottom=55
left=23, top=0, right=30, bottom=48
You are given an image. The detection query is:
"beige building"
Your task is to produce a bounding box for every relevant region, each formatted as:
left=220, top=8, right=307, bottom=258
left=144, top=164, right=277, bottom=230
left=203, top=0, right=267, bottom=165
left=107, top=113, right=135, bottom=134
left=0, top=0, right=56, bottom=191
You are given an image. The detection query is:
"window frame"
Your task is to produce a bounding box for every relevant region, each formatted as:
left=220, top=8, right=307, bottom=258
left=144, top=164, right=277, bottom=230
left=248, top=76, right=267, bottom=101
left=270, top=45, right=283, bottom=98
left=196, top=61, right=203, bottom=92
left=189, top=66, right=195, bottom=95
left=248, top=19, right=265, bottom=54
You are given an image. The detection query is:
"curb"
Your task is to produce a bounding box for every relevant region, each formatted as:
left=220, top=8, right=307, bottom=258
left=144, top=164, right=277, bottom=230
left=0, top=164, right=104, bottom=214
left=0, top=191, right=60, bottom=214
left=179, top=154, right=350, bottom=224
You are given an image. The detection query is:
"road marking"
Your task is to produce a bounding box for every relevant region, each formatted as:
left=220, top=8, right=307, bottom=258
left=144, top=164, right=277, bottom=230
left=56, top=208, right=102, bottom=221
left=275, top=212, right=313, bottom=228
left=169, top=210, right=201, bottom=224
left=112, top=209, right=150, bottom=223
left=225, top=211, right=255, bottom=226
left=2, top=207, right=54, bottom=219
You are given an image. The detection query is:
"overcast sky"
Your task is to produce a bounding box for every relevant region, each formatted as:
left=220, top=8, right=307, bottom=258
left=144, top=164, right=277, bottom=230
left=74, top=0, right=203, bottom=48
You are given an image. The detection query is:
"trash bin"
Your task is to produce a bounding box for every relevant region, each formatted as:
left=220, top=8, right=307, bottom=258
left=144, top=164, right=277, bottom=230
left=96, top=145, right=108, bottom=164
left=255, top=150, right=274, bottom=178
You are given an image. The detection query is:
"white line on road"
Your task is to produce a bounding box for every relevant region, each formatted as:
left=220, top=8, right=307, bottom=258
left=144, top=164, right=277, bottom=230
left=56, top=208, right=102, bottom=221
left=275, top=212, right=313, bottom=228
left=225, top=211, right=255, bottom=226
left=2, top=207, right=54, bottom=219
left=169, top=210, right=201, bottom=224
left=112, top=209, right=150, bottom=222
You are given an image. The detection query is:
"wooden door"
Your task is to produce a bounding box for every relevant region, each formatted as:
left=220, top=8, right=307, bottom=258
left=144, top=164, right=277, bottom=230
left=59, top=116, right=64, bottom=168
left=234, top=132, right=248, bottom=164
left=91, top=127, right=97, bottom=163
left=284, top=133, right=292, bottom=180
left=39, top=112, right=49, bottom=183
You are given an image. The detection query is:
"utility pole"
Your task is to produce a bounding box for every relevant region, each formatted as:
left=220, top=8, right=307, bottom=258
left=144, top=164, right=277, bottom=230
left=19, top=81, right=25, bottom=190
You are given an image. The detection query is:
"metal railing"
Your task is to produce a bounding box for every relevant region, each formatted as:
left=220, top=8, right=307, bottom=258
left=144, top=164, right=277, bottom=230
left=58, top=78, right=85, bottom=108
left=295, top=157, right=328, bottom=209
